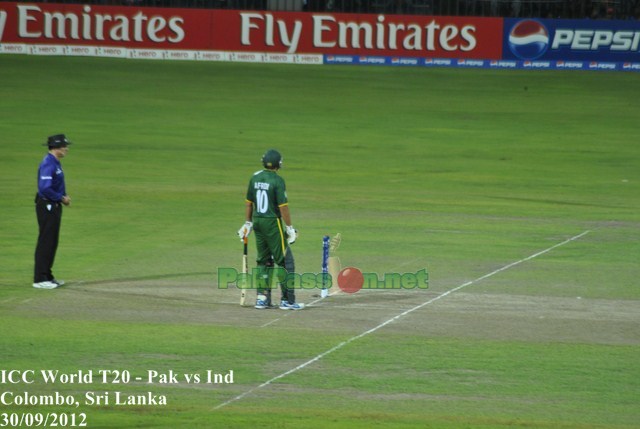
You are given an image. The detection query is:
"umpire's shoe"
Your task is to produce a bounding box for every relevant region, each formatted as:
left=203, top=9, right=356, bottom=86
left=33, top=281, right=59, bottom=289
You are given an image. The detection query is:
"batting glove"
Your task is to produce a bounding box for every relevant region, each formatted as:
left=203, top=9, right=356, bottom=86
left=237, top=221, right=253, bottom=240
left=286, top=225, right=297, bottom=245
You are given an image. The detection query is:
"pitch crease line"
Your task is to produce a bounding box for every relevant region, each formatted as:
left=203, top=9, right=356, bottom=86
left=259, top=257, right=422, bottom=328
left=215, top=230, right=590, bottom=410
left=259, top=290, right=340, bottom=328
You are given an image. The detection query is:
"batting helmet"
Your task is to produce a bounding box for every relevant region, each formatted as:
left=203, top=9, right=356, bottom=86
left=262, top=149, right=282, bottom=170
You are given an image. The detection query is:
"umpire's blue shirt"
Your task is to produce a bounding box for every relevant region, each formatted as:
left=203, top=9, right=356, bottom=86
left=38, top=153, right=66, bottom=202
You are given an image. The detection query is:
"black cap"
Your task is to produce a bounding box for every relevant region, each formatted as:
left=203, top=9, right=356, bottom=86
left=44, top=134, right=72, bottom=148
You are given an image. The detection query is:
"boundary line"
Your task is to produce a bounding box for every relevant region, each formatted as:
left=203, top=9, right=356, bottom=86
left=215, top=230, right=590, bottom=410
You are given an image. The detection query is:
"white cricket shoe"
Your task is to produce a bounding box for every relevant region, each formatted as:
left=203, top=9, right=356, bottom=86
left=33, top=281, right=59, bottom=289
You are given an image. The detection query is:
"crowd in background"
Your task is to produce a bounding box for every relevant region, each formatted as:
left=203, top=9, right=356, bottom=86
left=11, top=0, right=640, bottom=19
left=299, top=0, right=640, bottom=18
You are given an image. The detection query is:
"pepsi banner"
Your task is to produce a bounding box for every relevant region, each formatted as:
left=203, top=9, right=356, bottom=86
left=504, top=18, right=640, bottom=63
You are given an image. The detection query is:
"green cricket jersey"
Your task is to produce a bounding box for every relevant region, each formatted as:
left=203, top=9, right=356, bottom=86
left=246, top=170, right=288, bottom=218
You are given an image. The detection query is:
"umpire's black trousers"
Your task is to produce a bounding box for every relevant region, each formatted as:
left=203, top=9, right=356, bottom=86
left=34, top=194, right=63, bottom=283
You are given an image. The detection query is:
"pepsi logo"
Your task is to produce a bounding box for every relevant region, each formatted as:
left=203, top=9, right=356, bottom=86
left=508, top=20, right=549, bottom=60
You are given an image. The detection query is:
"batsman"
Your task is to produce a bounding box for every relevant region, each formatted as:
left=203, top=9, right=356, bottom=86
left=237, top=149, right=304, bottom=310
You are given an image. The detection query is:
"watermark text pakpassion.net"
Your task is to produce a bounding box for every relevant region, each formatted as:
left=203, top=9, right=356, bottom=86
left=217, top=267, right=428, bottom=294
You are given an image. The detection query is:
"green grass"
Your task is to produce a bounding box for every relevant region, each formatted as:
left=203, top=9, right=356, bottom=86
left=1, top=55, right=639, bottom=428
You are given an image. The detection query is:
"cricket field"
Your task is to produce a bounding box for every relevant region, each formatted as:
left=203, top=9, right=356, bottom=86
left=1, top=55, right=639, bottom=428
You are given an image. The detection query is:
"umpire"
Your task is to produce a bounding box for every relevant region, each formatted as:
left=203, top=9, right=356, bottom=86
left=33, top=134, right=72, bottom=289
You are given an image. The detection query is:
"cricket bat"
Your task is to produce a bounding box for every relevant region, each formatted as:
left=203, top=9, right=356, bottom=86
left=240, top=236, right=249, bottom=306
